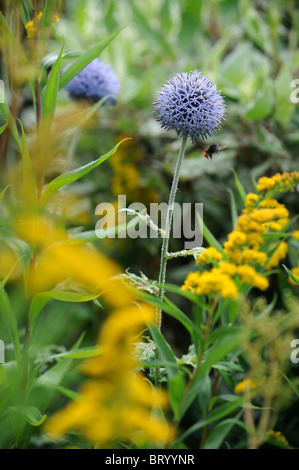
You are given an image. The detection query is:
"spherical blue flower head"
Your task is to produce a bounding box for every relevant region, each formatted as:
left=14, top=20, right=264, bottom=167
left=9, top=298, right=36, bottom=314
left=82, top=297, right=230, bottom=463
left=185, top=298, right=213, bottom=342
left=153, top=71, right=226, bottom=143
left=64, top=58, right=119, bottom=105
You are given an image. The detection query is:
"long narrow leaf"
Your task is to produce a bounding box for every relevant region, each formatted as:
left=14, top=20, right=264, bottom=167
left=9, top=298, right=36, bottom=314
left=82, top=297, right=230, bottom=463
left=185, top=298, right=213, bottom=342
left=42, top=43, right=64, bottom=126
left=231, top=168, right=246, bottom=203
left=29, top=290, right=103, bottom=329
left=40, top=138, right=130, bottom=207
left=0, top=286, right=21, bottom=365
left=59, top=26, right=127, bottom=90
left=18, top=120, right=38, bottom=206
left=147, top=323, right=177, bottom=379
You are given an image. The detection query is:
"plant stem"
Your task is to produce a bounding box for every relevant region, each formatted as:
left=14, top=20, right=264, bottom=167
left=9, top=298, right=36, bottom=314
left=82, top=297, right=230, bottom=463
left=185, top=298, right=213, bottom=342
left=156, top=134, right=188, bottom=330
left=33, top=0, right=41, bottom=130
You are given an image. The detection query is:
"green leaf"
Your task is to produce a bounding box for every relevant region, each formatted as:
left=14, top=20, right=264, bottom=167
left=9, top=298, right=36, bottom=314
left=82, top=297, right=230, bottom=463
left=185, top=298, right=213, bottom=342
left=0, top=104, right=22, bottom=152
left=180, top=329, right=244, bottom=419
left=49, top=346, right=104, bottom=360
left=147, top=324, right=177, bottom=380
left=0, top=121, right=8, bottom=135
left=280, top=371, right=299, bottom=399
left=42, top=43, right=64, bottom=126
left=282, top=265, right=299, bottom=285
left=40, top=138, right=130, bottom=207
left=9, top=406, right=47, bottom=427
left=162, top=283, right=209, bottom=310
left=29, top=290, right=103, bottom=329
left=40, top=138, right=130, bottom=206
left=245, top=86, right=273, bottom=121
left=168, top=372, right=186, bottom=420
left=203, top=414, right=243, bottom=449
left=130, top=1, right=174, bottom=59
left=59, top=26, right=127, bottom=90
left=0, top=286, right=21, bottom=365
left=196, top=372, right=212, bottom=417
left=141, top=292, right=196, bottom=335
left=231, top=168, right=246, bottom=203
left=174, top=397, right=245, bottom=446
left=31, top=334, right=84, bottom=412
left=17, top=119, right=38, bottom=206
left=41, top=50, right=82, bottom=70
left=0, top=185, right=10, bottom=202
left=41, top=0, right=56, bottom=29
left=227, top=188, right=238, bottom=230
left=44, top=383, right=80, bottom=401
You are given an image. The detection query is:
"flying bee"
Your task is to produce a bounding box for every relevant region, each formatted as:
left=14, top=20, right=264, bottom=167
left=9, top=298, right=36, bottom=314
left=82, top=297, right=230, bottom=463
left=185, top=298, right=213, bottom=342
left=203, top=144, right=227, bottom=159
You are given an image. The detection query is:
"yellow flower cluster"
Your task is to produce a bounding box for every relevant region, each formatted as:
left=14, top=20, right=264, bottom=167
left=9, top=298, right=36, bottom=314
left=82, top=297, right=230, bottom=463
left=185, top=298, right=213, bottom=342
left=15, top=214, right=132, bottom=306
left=257, top=171, right=299, bottom=193
left=266, top=242, right=288, bottom=271
left=182, top=269, right=238, bottom=299
left=111, top=134, right=158, bottom=205
left=267, top=430, right=289, bottom=446
left=197, top=247, right=223, bottom=264
left=224, top=194, right=289, bottom=271
left=25, top=10, right=59, bottom=38
left=234, top=378, right=262, bottom=395
left=44, top=303, right=173, bottom=447
left=182, top=172, right=298, bottom=300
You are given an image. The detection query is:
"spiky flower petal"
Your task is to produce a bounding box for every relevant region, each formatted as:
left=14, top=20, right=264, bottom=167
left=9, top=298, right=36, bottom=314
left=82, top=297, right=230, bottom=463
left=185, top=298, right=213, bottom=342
left=153, top=71, right=226, bottom=143
left=64, top=58, right=119, bottom=105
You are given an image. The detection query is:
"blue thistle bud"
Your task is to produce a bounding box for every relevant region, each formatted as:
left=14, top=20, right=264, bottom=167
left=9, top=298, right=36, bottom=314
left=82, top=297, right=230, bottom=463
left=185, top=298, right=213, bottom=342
left=153, top=71, right=226, bottom=143
left=64, top=58, right=119, bottom=105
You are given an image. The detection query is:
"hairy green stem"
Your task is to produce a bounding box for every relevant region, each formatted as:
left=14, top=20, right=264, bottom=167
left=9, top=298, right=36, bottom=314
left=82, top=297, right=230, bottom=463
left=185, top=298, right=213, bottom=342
left=156, top=134, right=188, bottom=329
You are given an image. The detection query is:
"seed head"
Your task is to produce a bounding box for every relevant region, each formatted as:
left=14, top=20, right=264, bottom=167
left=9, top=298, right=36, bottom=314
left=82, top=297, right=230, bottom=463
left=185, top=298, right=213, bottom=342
left=153, top=71, right=226, bottom=143
left=64, top=58, right=119, bottom=105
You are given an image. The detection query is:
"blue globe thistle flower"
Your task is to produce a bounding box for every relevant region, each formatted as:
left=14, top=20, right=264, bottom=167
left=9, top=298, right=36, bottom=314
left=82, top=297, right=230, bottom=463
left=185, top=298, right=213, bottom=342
left=153, top=71, right=226, bottom=143
left=64, top=58, right=119, bottom=105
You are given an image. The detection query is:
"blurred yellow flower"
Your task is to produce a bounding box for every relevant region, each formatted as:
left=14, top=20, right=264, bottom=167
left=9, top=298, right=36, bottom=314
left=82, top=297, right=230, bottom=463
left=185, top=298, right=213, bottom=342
left=234, top=378, right=263, bottom=395
left=25, top=10, right=60, bottom=38
left=266, top=242, right=288, bottom=271
left=15, top=214, right=134, bottom=306
left=236, top=265, right=269, bottom=290
left=267, top=430, right=289, bottom=446
left=44, top=302, right=173, bottom=447
left=293, top=231, right=299, bottom=241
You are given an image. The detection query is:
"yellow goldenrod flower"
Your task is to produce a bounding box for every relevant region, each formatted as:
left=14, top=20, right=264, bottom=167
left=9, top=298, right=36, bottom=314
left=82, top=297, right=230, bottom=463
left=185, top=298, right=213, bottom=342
left=257, top=171, right=299, bottom=193
left=219, top=262, right=237, bottom=276
left=245, top=193, right=259, bottom=209
left=25, top=10, right=60, bottom=38
left=182, top=268, right=238, bottom=299
left=44, top=303, right=174, bottom=447
left=293, top=231, right=299, bottom=241
left=258, top=199, right=284, bottom=209
left=237, top=214, right=265, bottom=234
left=15, top=214, right=134, bottom=306
left=267, top=430, right=289, bottom=446
left=266, top=242, right=288, bottom=271
left=234, top=378, right=262, bottom=395
left=249, top=207, right=289, bottom=224
left=239, top=249, right=267, bottom=267
left=25, top=20, right=37, bottom=38
left=289, top=267, right=299, bottom=285
left=236, top=265, right=269, bottom=290
left=197, top=247, right=223, bottom=264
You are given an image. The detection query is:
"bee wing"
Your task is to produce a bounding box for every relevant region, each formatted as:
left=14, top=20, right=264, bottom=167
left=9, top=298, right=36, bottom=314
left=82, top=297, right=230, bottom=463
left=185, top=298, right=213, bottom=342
left=218, top=145, right=227, bottom=151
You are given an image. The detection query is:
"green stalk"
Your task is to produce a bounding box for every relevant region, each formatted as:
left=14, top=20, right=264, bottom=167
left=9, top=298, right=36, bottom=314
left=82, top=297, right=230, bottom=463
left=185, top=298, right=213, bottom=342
left=156, top=134, right=188, bottom=330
